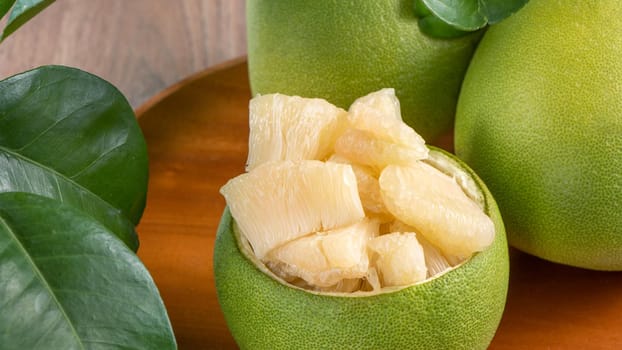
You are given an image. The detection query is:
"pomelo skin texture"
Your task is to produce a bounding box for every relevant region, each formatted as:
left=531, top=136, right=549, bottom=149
left=214, top=148, right=509, bottom=350
left=246, top=0, right=482, bottom=143
left=455, top=0, right=622, bottom=270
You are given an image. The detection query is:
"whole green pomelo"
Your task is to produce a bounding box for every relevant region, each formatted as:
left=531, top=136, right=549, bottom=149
left=246, top=1, right=481, bottom=143
left=214, top=148, right=509, bottom=350
left=455, top=0, right=622, bottom=270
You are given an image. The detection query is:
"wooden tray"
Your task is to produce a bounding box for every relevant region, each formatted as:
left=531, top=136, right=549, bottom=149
left=135, top=57, right=622, bottom=349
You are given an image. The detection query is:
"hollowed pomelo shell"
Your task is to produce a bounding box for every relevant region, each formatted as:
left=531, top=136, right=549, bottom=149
left=213, top=148, right=508, bottom=349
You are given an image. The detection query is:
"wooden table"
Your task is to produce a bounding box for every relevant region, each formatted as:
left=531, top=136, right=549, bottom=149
left=0, top=0, right=246, bottom=108
left=136, top=58, right=622, bottom=349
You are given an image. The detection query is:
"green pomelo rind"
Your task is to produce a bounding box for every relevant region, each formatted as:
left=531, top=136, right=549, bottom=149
left=455, top=0, right=622, bottom=270
left=246, top=0, right=482, bottom=143
left=214, top=148, right=509, bottom=349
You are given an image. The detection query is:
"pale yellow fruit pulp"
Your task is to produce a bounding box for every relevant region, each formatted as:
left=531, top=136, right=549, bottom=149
left=220, top=160, right=364, bottom=259
left=379, top=162, right=495, bottom=258
left=368, top=232, right=427, bottom=287
left=265, top=219, right=378, bottom=289
left=220, top=89, right=495, bottom=292
left=246, top=94, right=347, bottom=170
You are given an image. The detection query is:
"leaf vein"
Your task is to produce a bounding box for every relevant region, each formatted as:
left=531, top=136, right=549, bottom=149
left=0, top=216, right=86, bottom=349
left=15, top=102, right=105, bottom=153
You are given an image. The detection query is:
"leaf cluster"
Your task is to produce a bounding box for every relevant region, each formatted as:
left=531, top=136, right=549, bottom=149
left=0, top=64, right=177, bottom=350
left=0, top=8, right=178, bottom=346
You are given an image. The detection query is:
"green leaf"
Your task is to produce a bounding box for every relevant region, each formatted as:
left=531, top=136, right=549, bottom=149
left=0, top=0, right=17, bottom=20
left=0, top=149, right=139, bottom=250
left=1, top=0, right=55, bottom=41
left=0, top=65, right=149, bottom=225
left=413, top=0, right=432, bottom=18
left=415, top=0, right=529, bottom=38
left=417, top=12, right=474, bottom=39
left=479, top=0, right=529, bottom=24
left=0, top=192, right=176, bottom=349
left=422, top=0, right=486, bottom=31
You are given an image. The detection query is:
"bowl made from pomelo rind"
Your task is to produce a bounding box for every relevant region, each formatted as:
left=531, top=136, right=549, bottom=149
left=246, top=0, right=482, bottom=144
left=213, top=148, right=509, bottom=350
left=454, top=0, right=622, bottom=270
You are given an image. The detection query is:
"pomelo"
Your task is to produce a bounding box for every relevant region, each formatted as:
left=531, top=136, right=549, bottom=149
left=455, top=0, right=622, bottom=269
left=214, top=91, right=509, bottom=349
left=214, top=148, right=508, bottom=349
left=246, top=0, right=482, bottom=143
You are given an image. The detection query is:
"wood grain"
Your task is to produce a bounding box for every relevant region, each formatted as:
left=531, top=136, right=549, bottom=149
left=137, top=58, right=248, bottom=349
left=0, top=0, right=246, bottom=108
left=136, top=58, right=622, bottom=349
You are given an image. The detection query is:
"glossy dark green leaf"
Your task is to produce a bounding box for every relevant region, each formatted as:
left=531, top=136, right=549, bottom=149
left=0, top=65, right=149, bottom=225
left=0, top=192, right=176, bottom=349
left=1, top=0, right=55, bottom=41
left=0, top=149, right=138, bottom=250
left=415, top=0, right=529, bottom=38
left=0, top=0, right=17, bottom=20
left=417, top=13, right=473, bottom=39
left=479, top=0, right=529, bottom=24
left=414, top=0, right=432, bottom=17
left=422, top=0, right=485, bottom=31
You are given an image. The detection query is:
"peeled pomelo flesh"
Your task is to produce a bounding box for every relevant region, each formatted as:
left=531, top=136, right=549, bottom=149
left=224, top=89, right=496, bottom=290
left=335, top=128, right=427, bottom=171
left=246, top=93, right=347, bottom=170
left=349, top=87, right=403, bottom=122
left=379, top=162, right=495, bottom=258
left=327, top=154, right=392, bottom=222
left=219, top=160, right=364, bottom=259
left=418, top=234, right=457, bottom=277
left=348, top=164, right=392, bottom=221
left=345, top=88, right=428, bottom=159
left=368, top=232, right=427, bottom=287
left=384, top=219, right=460, bottom=276
left=221, top=89, right=494, bottom=290
left=265, top=218, right=378, bottom=288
